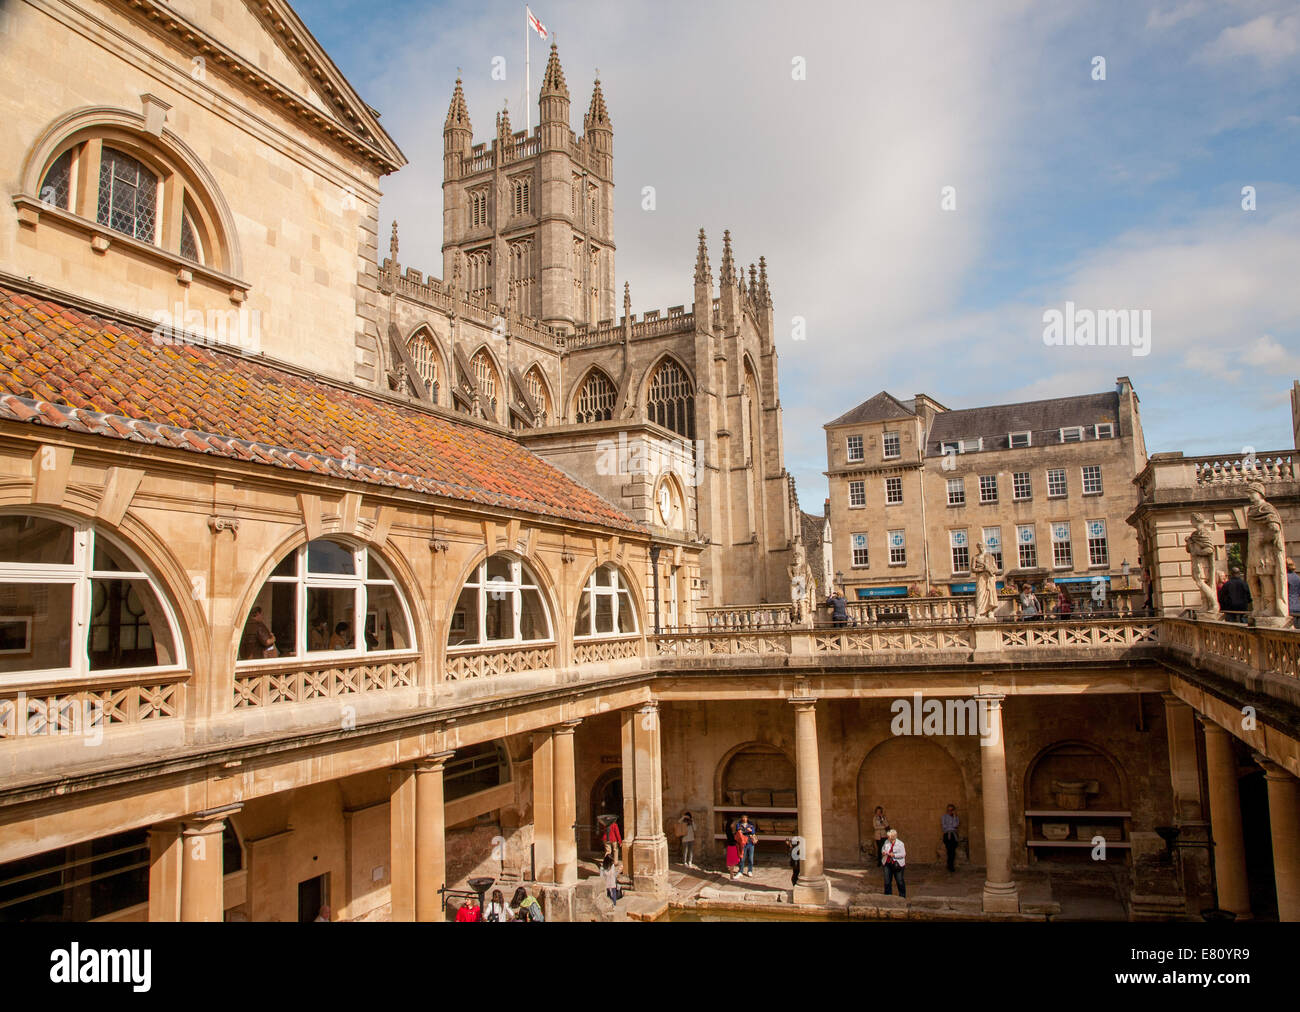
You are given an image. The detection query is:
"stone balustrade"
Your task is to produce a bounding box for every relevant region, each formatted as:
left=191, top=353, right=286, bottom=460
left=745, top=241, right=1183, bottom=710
left=232, top=656, right=417, bottom=708
left=1193, top=451, right=1294, bottom=486
left=700, top=604, right=794, bottom=630
left=444, top=643, right=557, bottom=681
left=0, top=675, right=187, bottom=738
left=1163, top=616, right=1300, bottom=692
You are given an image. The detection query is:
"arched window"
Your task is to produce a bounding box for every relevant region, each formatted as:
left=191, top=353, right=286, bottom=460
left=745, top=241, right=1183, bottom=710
left=589, top=186, right=599, bottom=228
left=509, top=239, right=536, bottom=317
left=575, top=369, right=617, bottom=423
left=448, top=554, right=551, bottom=648
left=0, top=514, right=181, bottom=681
left=512, top=178, right=530, bottom=217
left=574, top=565, right=638, bottom=638
left=647, top=359, right=695, bottom=439
left=96, top=147, right=157, bottom=243
left=407, top=330, right=441, bottom=403
left=238, top=540, right=413, bottom=662
left=471, top=349, right=500, bottom=420
left=467, top=249, right=492, bottom=302
left=525, top=365, right=551, bottom=423
left=469, top=189, right=489, bottom=228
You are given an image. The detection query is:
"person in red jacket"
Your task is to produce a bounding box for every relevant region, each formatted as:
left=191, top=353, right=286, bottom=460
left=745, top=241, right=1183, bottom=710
left=454, top=897, right=481, bottom=922
left=602, top=817, right=623, bottom=862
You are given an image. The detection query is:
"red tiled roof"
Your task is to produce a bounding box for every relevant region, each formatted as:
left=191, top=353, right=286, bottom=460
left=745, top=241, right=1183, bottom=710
left=0, top=286, right=642, bottom=533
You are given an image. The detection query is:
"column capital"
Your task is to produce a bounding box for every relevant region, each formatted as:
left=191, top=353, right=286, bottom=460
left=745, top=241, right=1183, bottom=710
left=413, top=750, right=457, bottom=773
left=973, top=692, right=1005, bottom=704
left=636, top=700, right=659, bottom=714
left=1252, top=753, right=1298, bottom=781
left=554, top=718, right=582, bottom=736
left=788, top=695, right=817, bottom=710
left=181, top=804, right=241, bottom=836
left=1197, top=714, right=1229, bottom=735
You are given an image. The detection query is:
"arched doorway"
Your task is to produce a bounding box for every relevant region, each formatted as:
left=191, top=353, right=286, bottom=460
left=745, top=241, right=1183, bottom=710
left=716, top=743, right=798, bottom=855
left=589, top=768, right=623, bottom=852
left=858, top=737, right=966, bottom=865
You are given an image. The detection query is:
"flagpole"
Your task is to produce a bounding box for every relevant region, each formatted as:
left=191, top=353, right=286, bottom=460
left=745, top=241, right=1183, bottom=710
left=525, top=4, right=531, bottom=134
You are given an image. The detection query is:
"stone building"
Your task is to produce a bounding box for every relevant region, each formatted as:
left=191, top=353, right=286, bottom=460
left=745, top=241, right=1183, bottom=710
left=1, top=0, right=1298, bottom=927
left=824, top=379, right=1147, bottom=605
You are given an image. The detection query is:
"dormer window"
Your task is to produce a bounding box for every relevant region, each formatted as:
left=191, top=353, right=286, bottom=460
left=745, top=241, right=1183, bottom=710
left=1094, top=423, right=1114, bottom=439
left=941, top=437, right=981, bottom=455
left=1008, top=431, right=1031, bottom=449
left=1060, top=426, right=1084, bottom=443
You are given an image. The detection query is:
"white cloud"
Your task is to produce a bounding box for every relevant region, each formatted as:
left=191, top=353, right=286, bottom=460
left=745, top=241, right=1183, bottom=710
left=1200, top=12, right=1300, bottom=68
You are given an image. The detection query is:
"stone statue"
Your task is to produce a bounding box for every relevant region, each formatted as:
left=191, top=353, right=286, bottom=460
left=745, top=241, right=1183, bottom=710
left=1184, top=513, right=1218, bottom=613
left=1245, top=481, right=1288, bottom=623
left=788, top=538, right=815, bottom=627
left=972, top=541, right=1000, bottom=621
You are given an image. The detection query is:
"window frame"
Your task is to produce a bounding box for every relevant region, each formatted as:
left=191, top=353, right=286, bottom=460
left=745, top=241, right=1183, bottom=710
left=950, top=529, right=970, bottom=574
left=1059, top=426, right=1084, bottom=443
left=982, top=526, right=1003, bottom=570
left=447, top=555, right=554, bottom=650
left=573, top=565, right=639, bottom=639
left=1081, top=464, right=1103, bottom=496
left=1046, top=468, right=1068, bottom=499
left=1016, top=525, right=1037, bottom=569
left=882, top=431, right=901, bottom=460
left=888, top=530, right=907, bottom=566
left=1051, top=522, right=1073, bottom=570
left=946, top=477, right=966, bottom=507
left=851, top=532, right=870, bottom=569
left=846, top=434, right=864, bottom=463
left=1087, top=520, right=1109, bottom=568
left=1012, top=471, right=1032, bottom=501
left=979, top=474, right=998, bottom=505
left=884, top=476, right=903, bottom=505
left=1094, top=423, right=1114, bottom=440
left=1008, top=431, right=1031, bottom=449
left=848, top=480, right=867, bottom=509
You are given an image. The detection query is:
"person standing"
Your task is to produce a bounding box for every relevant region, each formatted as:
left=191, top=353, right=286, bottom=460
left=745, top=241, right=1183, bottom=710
left=1054, top=587, right=1074, bottom=620
left=601, top=816, right=623, bottom=863
left=678, top=811, right=696, bottom=868
left=828, top=588, right=849, bottom=628
left=513, top=887, right=544, bottom=922
left=1218, top=566, right=1251, bottom=623
left=1019, top=584, right=1041, bottom=621
left=941, top=804, right=960, bottom=873
left=881, top=828, right=907, bottom=898
left=454, top=896, right=481, bottom=922
left=1288, top=558, right=1300, bottom=626
left=872, top=806, right=889, bottom=864
left=483, top=888, right=513, bottom=922
left=240, top=606, right=277, bottom=659
left=737, top=814, right=758, bottom=877
left=601, top=854, right=622, bottom=906
left=785, top=837, right=800, bottom=887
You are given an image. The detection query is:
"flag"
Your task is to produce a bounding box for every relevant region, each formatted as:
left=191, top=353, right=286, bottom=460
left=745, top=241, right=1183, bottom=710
left=527, top=6, right=547, bottom=40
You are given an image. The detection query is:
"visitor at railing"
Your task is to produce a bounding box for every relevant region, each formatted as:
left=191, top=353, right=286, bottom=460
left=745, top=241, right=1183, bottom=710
left=1218, top=566, right=1252, bottom=624
left=827, top=589, right=849, bottom=628
left=1019, top=583, right=1043, bottom=621
left=1054, top=586, right=1075, bottom=620
left=1288, top=558, right=1300, bottom=628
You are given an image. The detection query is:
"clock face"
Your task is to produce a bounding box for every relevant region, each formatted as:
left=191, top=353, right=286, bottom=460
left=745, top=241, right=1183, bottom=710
left=658, top=485, right=673, bottom=524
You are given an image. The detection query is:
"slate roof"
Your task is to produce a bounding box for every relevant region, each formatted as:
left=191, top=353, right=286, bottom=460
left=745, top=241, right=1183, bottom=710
left=924, top=391, right=1120, bottom=456
left=0, top=286, right=642, bottom=533
left=825, top=391, right=916, bottom=427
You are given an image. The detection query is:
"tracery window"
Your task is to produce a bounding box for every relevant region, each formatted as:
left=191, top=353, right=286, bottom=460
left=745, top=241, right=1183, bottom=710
left=512, top=178, right=530, bottom=217
left=471, top=349, right=500, bottom=419
left=647, top=359, right=695, bottom=440
left=238, top=540, right=413, bottom=662
left=467, top=249, right=492, bottom=302
left=448, top=555, right=552, bottom=648
left=525, top=366, right=551, bottom=423
left=575, top=370, right=617, bottom=423
left=574, top=565, right=638, bottom=638
left=96, top=147, right=157, bottom=243
left=469, top=188, right=489, bottom=228
left=0, top=515, right=182, bottom=682
left=407, top=330, right=440, bottom=402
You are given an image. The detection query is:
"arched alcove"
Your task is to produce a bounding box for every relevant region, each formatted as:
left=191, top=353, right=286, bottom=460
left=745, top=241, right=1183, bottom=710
left=858, top=737, right=966, bottom=865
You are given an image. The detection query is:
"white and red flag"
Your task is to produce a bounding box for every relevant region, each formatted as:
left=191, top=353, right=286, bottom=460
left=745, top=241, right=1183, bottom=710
left=527, top=6, right=547, bottom=40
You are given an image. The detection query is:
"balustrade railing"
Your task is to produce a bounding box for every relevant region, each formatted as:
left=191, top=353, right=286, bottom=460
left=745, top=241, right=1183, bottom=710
left=444, top=643, right=556, bottom=681
left=1192, top=451, right=1294, bottom=486
left=233, top=656, right=416, bottom=708
left=0, top=675, right=186, bottom=739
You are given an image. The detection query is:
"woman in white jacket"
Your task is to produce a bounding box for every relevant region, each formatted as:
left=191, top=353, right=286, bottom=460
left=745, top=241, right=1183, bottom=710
left=881, top=828, right=907, bottom=898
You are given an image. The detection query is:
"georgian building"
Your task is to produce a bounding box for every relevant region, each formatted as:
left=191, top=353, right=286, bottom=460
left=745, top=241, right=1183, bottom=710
left=0, top=0, right=1298, bottom=927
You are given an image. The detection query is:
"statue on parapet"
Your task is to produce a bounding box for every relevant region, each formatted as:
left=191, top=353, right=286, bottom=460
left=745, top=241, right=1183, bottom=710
left=1245, top=481, right=1288, bottom=624
left=788, top=537, right=816, bottom=628
left=1184, top=513, right=1218, bottom=614
left=972, top=541, right=1000, bottom=621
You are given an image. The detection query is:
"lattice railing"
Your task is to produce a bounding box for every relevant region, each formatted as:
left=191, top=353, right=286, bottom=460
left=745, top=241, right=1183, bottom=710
left=444, top=644, right=556, bottom=681
left=0, top=678, right=185, bottom=740
left=232, top=657, right=417, bottom=708
left=813, top=627, right=977, bottom=654
left=574, top=637, right=642, bottom=665
left=654, top=632, right=794, bottom=658
left=996, top=621, right=1159, bottom=649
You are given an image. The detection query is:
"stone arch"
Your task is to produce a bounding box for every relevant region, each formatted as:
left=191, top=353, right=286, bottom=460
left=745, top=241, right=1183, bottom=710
left=857, top=736, right=967, bottom=865
left=641, top=353, right=696, bottom=440
left=439, top=545, right=561, bottom=651
left=518, top=361, right=554, bottom=426
left=569, top=558, right=647, bottom=640
left=404, top=324, right=448, bottom=405
left=569, top=364, right=619, bottom=423
left=714, top=741, right=798, bottom=849
left=1024, top=739, right=1128, bottom=811
left=466, top=344, right=506, bottom=423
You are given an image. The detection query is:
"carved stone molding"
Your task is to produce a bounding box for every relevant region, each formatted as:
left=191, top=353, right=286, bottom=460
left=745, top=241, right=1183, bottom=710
left=208, top=516, right=240, bottom=536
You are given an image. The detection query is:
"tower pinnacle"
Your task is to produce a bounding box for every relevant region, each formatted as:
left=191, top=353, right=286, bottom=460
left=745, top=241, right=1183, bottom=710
left=694, top=229, right=711, bottom=285
left=720, top=229, right=736, bottom=286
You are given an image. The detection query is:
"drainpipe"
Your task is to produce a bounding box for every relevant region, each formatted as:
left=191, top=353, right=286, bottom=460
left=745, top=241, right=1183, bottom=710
left=650, top=544, right=662, bottom=635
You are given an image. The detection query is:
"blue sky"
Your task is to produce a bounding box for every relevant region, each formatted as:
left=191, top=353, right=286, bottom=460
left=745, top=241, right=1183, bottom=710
left=297, top=0, right=1300, bottom=505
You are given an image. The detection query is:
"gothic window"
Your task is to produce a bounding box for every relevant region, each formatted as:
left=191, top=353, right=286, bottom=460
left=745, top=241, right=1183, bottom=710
left=512, top=178, right=530, bottom=217
left=525, top=365, right=551, bottom=423
left=509, top=239, right=535, bottom=317
left=448, top=555, right=552, bottom=647
left=239, top=540, right=413, bottom=661
left=407, top=329, right=441, bottom=403
left=589, top=185, right=599, bottom=228
left=179, top=201, right=203, bottom=263
left=471, top=348, right=500, bottom=419
left=467, top=249, right=492, bottom=302
left=743, top=369, right=759, bottom=464
left=575, top=369, right=617, bottom=423
left=571, top=175, right=581, bottom=217
left=469, top=188, right=489, bottom=228
left=574, top=565, right=638, bottom=638
left=647, top=359, right=696, bottom=440
left=0, top=514, right=182, bottom=680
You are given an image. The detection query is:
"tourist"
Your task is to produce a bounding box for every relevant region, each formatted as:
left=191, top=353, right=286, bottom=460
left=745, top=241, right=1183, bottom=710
left=455, top=895, right=482, bottom=922
left=328, top=621, right=351, bottom=650
left=1288, top=558, right=1300, bottom=625
left=313, top=904, right=330, bottom=922
left=308, top=619, right=329, bottom=651
left=679, top=810, right=696, bottom=868
left=602, top=816, right=623, bottom=863
left=601, top=853, right=622, bottom=905
left=872, top=806, right=888, bottom=864
left=1019, top=584, right=1041, bottom=621
left=941, top=804, right=960, bottom=872
left=1218, top=566, right=1251, bottom=623
left=737, top=813, right=758, bottom=877
left=881, top=828, right=907, bottom=898
left=785, top=837, right=800, bottom=887
left=1054, top=586, right=1074, bottom=620
left=240, top=606, right=277, bottom=659
left=828, top=588, right=849, bottom=628
left=725, top=820, right=741, bottom=878
left=483, top=888, right=513, bottom=922
left=513, top=887, right=544, bottom=922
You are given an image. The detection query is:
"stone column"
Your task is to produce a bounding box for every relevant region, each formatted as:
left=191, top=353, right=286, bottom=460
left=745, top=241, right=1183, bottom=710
left=531, top=730, right=556, bottom=882
left=552, top=720, right=581, bottom=887
left=147, top=821, right=183, bottom=922
left=389, top=765, right=417, bottom=920
left=1200, top=718, right=1251, bottom=918
left=1255, top=755, right=1300, bottom=922
left=179, top=812, right=230, bottom=922
left=630, top=702, right=669, bottom=893
left=620, top=709, right=638, bottom=878
left=414, top=751, right=455, bottom=922
left=976, top=694, right=1019, bottom=913
left=790, top=697, right=829, bottom=904
left=1161, top=693, right=1211, bottom=907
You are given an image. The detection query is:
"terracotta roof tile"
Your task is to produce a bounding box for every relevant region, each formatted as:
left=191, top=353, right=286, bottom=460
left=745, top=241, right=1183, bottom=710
left=0, top=286, right=641, bottom=533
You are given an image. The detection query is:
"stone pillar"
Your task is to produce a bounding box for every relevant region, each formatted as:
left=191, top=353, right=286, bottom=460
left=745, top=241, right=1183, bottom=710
left=1255, top=755, right=1300, bottom=922
left=414, top=751, right=455, bottom=922
left=630, top=702, right=669, bottom=893
left=552, top=720, right=581, bottom=887
left=147, top=821, right=183, bottom=922
left=620, top=709, right=638, bottom=878
left=1200, top=718, right=1251, bottom=918
left=179, top=813, right=230, bottom=922
left=531, top=729, right=555, bottom=882
left=790, top=697, right=829, bottom=904
left=389, top=765, right=417, bottom=920
left=1161, top=693, right=1211, bottom=907
left=976, top=694, right=1019, bottom=913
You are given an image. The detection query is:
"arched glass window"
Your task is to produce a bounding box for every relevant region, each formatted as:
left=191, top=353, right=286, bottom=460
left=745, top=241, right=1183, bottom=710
left=238, top=540, right=413, bottom=663
left=96, top=147, right=158, bottom=244
left=0, top=514, right=181, bottom=682
left=647, top=359, right=695, bottom=439
left=574, top=565, right=638, bottom=638
left=39, top=150, right=72, bottom=210
left=471, top=349, right=500, bottom=419
left=448, top=555, right=551, bottom=648
left=407, top=330, right=440, bottom=402
left=470, top=189, right=488, bottom=228
left=575, top=369, right=617, bottom=423
left=525, top=366, right=551, bottom=423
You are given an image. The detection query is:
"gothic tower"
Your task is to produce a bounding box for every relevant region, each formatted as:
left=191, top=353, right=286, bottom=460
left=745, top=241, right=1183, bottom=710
left=441, top=44, right=615, bottom=331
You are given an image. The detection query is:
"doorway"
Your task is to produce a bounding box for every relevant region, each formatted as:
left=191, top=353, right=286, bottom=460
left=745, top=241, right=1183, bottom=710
left=589, top=769, right=623, bottom=852
left=297, top=873, right=329, bottom=923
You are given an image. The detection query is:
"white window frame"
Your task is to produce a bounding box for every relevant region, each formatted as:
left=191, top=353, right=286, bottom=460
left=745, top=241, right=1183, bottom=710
left=1012, top=471, right=1032, bottom=501
left=1094, top=423, right=1114, bottom=440
left=851, top=532, right=870, bottom=569
left=448, top=555, right=554, bottom=649
left=1059, top=426, right=1084, bottom=443
left=239, top=540, right=415, bottom=666
left=1081, top=465, right=1103, bottom=496
left=946, top=477, right=966, bottom=507
left=961, top=437, right=983, bottom=453
left=846, top=434, right=864, bottom=462
left=979, top=474, right=998, bottom=504
left=1046, top=468, right=1068, bottom=499
left=888, top=530, right=907, bottom=566
left=982, top=526, right=1003, bottom=570
left=574, top=564, right=639, bottom=639
left=882, top=431, right=901, bottom=460
left=885, top=476, right=903, bottom=505
left=0, top=515, right=186, bottom=686
left=1051, top=523, right=1073, bottom=570
left=1017, top=525, right=1037, bottom=569
left=950, top=529, right=970, bottom=574
left=848, top=480, right=866, bottom=508
left=1008, top=431, right=1031, bottom=449
left=1087, top=520, right=1109, bottom=568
